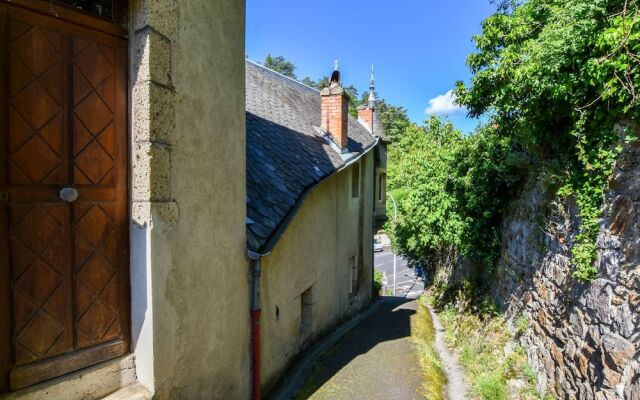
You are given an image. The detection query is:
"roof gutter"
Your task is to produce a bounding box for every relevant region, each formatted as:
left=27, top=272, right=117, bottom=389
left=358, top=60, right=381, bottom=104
left=253, top=137, right=380, bottom=256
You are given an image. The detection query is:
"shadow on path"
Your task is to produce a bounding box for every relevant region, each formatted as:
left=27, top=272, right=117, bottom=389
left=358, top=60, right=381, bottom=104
left=293, top=297, right=424, bottom=400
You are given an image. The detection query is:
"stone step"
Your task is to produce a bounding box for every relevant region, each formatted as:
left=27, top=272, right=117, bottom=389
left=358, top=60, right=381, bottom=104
left=101, top=384, right=152, bottom=400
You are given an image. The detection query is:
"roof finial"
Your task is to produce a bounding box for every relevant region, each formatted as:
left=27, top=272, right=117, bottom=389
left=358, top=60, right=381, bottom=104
left=367, top=64, right=377, bottom=108
left=370, top=64, right=375, bottom=89
left=334, top=59, right=339, bottom=71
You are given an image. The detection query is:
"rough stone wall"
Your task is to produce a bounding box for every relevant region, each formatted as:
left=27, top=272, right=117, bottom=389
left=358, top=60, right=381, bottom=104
left=492, top=139, right=640, bottom=399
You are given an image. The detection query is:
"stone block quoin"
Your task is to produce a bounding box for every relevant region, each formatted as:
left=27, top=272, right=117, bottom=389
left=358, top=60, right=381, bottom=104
left=130, top=0, right=179, bottom=226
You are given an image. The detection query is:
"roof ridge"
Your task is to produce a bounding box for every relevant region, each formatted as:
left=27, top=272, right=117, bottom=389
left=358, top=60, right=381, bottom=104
left=245, top=58, right=320, bottom=93
left=245, top=59, right=379, bottom=253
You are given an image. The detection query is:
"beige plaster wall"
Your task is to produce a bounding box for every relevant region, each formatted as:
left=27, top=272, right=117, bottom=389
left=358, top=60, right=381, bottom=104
left=259, top=151, right=376, bottom=391
left=129, top=0, right=249, bottom=399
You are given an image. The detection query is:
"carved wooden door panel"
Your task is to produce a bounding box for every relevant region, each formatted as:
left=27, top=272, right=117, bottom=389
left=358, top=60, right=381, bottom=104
left=0, top=1, right=128, bottom=392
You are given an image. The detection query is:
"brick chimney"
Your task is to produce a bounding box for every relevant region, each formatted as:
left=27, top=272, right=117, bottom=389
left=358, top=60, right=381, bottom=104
left=357, top=64, right=377, bottom=133
left=357, top=107, right=374, bottom=132
left=321, top=65, right=350, bottom=151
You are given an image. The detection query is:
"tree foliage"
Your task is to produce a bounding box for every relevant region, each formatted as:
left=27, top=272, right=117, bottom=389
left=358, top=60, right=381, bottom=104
left=453, top=0, right=640, bottom=281
left=264, top=54, right=297, bottom=78
left=377, top=100, right=411, bottom=142
left=388, top=118, right=526, bottom=271
left=358, top=92, right=411, bottom=141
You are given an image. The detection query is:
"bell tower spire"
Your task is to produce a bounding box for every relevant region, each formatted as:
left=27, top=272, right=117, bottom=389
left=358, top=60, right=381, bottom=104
left=367, top=64, right=377, bottom=109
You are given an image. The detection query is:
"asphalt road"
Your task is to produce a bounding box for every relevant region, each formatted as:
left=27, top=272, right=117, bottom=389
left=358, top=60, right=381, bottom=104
left=374, top=250, right=424, bottom=298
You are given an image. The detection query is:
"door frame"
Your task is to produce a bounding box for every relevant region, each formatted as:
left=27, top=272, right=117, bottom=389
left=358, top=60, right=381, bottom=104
left=0, top=0, right=130, bottom=392
left=6, top=0, right=128, bottom=38
left=0, top=5, right=10, bottom=392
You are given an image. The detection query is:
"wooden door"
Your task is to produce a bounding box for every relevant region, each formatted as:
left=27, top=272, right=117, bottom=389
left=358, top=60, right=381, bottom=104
left=0, top=1, right=129, bottom=391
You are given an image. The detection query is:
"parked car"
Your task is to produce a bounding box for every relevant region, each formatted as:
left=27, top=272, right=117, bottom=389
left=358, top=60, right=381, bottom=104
left=414, top=264, right=425, bottom=280
left=373, top=238, right=384, bottom=252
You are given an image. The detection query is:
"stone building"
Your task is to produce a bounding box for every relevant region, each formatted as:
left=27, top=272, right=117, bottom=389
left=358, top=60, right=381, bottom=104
left=0, top=1, right=385, bottom=399
left=0, top=1, right=248, bottom=399
left=245, top=60, right=386, bottom=396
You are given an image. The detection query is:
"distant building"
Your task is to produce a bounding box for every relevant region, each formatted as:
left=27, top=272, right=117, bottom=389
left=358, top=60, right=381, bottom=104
left=245, top=60, right=387, bottom=394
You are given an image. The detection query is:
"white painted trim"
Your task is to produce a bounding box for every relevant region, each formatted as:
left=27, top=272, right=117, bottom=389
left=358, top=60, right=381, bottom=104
left=129, top=225, right=154, bottom=391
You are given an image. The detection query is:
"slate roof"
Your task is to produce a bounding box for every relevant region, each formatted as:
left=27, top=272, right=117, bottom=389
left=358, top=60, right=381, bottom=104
left=246, top=60, right=378, bottom=253
left=373, top=109, right=389, bottom=143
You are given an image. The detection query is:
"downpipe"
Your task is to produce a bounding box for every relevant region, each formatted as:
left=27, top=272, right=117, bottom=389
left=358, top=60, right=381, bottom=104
left=248, top=251, right=262, bottom=400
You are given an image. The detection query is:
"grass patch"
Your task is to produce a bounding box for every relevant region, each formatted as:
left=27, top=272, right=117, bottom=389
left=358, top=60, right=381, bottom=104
left=435, top=303, right=548, bottom=400
left=412, top=298, right=447, bottom=400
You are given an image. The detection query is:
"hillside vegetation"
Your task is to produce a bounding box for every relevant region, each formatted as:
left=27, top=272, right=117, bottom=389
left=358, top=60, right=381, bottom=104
left=389, top=0, right=640, bottom=282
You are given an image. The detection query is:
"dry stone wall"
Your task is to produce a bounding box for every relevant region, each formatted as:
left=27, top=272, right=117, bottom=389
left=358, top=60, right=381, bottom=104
left=492, top=142, right=640, bottom=399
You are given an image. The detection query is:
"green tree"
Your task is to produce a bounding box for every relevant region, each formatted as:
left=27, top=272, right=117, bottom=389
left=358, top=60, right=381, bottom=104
left=377, top=100, right=411, bottom=142
left=300, top=76, right=319, bottom=87
left=388, top=117, right=525, bottom=271
left=387, top=118, right=464, bottom=263
left=264, top=54, right=297, bottom=78
left=356, top=92, right=411, bottom=140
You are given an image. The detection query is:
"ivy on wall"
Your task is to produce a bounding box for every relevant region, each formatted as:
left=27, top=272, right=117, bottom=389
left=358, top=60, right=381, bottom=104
left=454, top=0, right=640, bottom=281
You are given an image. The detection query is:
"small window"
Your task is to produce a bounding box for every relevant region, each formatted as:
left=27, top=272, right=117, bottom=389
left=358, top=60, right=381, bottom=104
left=378, top=173, right=386, bottom=202
left=351, top=163, right=360, bottom=198
left=300, top=287, right=314, bottom=338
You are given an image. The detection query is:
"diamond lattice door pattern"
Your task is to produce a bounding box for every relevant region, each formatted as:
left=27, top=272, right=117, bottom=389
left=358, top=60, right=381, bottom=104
left=0, top=3, right=128, bottom=392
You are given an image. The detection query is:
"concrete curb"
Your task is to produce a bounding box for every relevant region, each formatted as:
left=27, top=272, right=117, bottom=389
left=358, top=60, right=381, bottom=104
left=267, top=298, right=383, bottom=400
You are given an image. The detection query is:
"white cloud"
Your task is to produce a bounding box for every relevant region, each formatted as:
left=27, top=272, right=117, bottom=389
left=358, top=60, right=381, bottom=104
left=425, top=90, right=466, bottom=115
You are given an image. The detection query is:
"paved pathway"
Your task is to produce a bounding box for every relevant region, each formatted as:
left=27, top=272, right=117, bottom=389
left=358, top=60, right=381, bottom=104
left=374, top=251, right=424, bottom=298
left=294, top=297, right=425, bottom=400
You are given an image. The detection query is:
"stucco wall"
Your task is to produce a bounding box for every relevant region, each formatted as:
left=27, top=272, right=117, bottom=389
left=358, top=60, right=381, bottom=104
left=129, top=0, right=249, bottom=399
left=259, top=151, right=376, bottom=392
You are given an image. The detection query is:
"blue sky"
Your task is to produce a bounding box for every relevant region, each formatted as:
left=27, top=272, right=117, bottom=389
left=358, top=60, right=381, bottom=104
left=246, top=1, right=497, bottom=133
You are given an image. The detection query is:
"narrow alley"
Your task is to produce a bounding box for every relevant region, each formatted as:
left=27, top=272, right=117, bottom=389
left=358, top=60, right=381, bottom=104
left=293, top=297, right=424, bottom=400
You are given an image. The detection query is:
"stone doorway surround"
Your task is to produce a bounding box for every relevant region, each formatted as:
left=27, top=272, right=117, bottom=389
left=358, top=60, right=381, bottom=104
left=0, top=0, right=172, bottom=400
left=128, top=0, right=179, bottom=395
left=3, top=0, right=176, bottom=398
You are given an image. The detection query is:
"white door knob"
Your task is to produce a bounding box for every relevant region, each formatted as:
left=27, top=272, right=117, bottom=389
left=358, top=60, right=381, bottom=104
left=59, top=187, right=79, bottom=202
